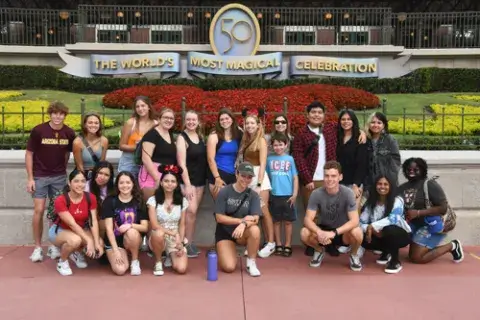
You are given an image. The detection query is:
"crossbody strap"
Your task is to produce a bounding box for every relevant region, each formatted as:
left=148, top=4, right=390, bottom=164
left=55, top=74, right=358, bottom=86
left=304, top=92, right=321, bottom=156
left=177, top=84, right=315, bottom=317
left=82, top=136, right=100, bottom=164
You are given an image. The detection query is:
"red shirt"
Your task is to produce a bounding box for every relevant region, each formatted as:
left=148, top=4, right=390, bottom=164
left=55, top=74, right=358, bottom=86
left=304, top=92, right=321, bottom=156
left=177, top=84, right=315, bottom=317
left=54, top=193, right=97, bottom=230
left=26, top=122, right=76, bottom=177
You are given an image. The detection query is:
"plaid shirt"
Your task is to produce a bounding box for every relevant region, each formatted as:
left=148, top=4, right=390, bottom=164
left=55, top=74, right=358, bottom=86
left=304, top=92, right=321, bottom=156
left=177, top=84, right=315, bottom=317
left=292, top=123, right=337, bottom=186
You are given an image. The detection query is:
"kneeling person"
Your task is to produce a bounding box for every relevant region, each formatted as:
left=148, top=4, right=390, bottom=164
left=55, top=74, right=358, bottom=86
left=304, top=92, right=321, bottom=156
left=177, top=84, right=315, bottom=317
left=300, top=161, right=364, bottom=271
left=214, top=162, right=262, bottom=277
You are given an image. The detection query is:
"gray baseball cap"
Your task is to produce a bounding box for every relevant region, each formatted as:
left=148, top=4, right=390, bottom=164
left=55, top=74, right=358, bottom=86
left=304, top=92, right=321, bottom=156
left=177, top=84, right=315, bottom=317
left=237, top=162, right=255, bottom=177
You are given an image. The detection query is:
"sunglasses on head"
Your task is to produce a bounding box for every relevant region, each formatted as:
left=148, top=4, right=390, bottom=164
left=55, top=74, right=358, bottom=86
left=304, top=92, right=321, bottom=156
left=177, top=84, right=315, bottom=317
left=274, top=120, right=287, bottom=125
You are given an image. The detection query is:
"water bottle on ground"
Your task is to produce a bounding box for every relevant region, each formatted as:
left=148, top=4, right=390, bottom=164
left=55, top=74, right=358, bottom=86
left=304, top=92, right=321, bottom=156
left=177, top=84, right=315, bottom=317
left=207, top=249, right=218, bottom=281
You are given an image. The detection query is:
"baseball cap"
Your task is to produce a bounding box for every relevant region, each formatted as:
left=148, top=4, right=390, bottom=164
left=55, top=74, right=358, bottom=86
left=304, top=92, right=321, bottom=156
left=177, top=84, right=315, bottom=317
left=237, top=162, right=255, bottom=177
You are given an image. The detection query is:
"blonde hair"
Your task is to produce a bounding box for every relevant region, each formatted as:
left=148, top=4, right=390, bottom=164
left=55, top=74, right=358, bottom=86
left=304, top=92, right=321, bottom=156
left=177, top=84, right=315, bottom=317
left=240, top=115, right=265, bottom=154
left=183, top=110, right=204, bottom=139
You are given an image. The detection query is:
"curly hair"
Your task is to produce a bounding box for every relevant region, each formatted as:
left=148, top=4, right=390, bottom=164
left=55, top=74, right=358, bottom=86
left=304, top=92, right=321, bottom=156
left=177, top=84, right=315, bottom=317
left=402, top=157, right=428, bottom=180
left=115, top=171, right=144, bottom=208
left=154, top=164, right=184, bottom=208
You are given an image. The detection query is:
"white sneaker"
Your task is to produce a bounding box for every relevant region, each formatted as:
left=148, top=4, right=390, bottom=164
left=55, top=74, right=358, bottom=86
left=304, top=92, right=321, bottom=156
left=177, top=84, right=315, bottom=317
left=164, top=256, right=172, bottom=268
left=373, top=250, right=382, bottom=255
left=30, top=247, right=43, bottom=263
left=47, top=245, right=61, bottom=260
left=355, top=246, right=366, bottom=259
left=57, top=259, right=73, bottom=276
left=153, top=261, right=164, bottom=276
left=309, top=250, right=325, bottom=268
left=130, top=259, right=142, bottom=276
left=338, top=246, right=351, bottom=254
left=69, top=252, right=88, bottom=269
left=246, top=258, right=261, bottom=277
left=258, top=242, right=275, bottom=258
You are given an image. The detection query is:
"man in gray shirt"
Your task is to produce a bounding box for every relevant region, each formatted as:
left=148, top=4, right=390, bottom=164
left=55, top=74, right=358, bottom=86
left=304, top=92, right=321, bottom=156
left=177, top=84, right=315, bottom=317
left=300, top=161, right=364, bottom=271
left=214, top=162, right=263, bottom=277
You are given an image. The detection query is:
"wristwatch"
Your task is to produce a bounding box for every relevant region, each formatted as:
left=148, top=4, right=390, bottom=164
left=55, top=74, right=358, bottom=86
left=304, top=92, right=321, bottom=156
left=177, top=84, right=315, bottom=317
left=256, top=182, right=262, bottom=187
left=333, top=229, right=339, bottom=237
left=241, top=219, right=247, bottom=227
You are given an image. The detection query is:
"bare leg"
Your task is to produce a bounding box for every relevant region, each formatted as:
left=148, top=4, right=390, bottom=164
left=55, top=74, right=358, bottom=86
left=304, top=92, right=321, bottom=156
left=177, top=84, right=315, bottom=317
left=32, top=198, right=47, bottom=247
left=409, top=242, right=454, bottom=264
left=274, top=222, right=282, bottom=246
left=284, top=221, right=293, bottom=248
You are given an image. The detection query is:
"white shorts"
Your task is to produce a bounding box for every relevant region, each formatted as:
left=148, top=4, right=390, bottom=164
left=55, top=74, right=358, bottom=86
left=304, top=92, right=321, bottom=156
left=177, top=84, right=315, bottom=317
left=249, top=166, right=272, bottom=191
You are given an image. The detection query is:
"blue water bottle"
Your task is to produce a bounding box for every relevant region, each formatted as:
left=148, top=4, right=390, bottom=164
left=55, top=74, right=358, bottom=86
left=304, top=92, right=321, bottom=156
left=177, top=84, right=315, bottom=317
left=207, top=249, right=218, bottom=281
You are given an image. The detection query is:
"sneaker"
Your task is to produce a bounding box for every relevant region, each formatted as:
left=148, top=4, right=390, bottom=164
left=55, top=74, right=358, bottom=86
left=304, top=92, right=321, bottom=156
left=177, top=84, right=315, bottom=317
left=385, top=260, right=403, bottom=274
left=30, top=247, right=43, bottom=263
left=376, top=252, right=391, bottom=265
left=140, top=236, right=149, bottom=252
left=57, top=259, right=73, bottom=276
left=164, top=256, right=172, bottom=268
left=190, top=243, right=201, bottom=255
left=47, top=245, right=61, bottom=260
left=246, top=258, right=261, bottom=277
left=153, top=261, right=164, bottom=276
left=373, top=250, right=382, bottom=255
left=338, top=246, right=351, bottom=254
left=69, top=252, right=88, bottom=269
left=130, top=259, right=141, bottom=276
left=258, top=242, right=275, bottom=258
left=451, top=239, right=464, bottom=263
left=186, top=243, right=199, bottom=258
left=349, top=254, right=362, bottom=272
left=356, top=246, right=365, bottom=259
left=325, top=244, right=340, bottom=257
left=309, top=250, right=325, bottom=268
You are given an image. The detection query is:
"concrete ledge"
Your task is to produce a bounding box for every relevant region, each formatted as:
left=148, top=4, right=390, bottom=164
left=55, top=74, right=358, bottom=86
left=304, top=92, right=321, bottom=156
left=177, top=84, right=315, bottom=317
left=1, top=208, right=478, bottom=246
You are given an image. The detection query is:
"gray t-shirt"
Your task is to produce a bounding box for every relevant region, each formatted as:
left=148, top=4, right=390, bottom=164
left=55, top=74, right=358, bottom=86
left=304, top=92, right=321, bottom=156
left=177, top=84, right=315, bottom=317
left=307, top=185, right=357, bottom=229
left=214, top=184, right=262, bottom=231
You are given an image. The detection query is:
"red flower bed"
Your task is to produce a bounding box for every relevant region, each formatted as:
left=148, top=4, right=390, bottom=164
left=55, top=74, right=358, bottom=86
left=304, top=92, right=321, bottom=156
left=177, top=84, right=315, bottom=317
left=102, top=84, right=379, bottom=134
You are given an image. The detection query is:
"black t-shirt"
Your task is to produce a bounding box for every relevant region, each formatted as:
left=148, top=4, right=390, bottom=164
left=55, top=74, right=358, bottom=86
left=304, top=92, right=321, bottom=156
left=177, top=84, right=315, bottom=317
left=142, top=128, right=177, bottom=165
left=101, top=195, right=148, bottom=244
left=397, top=178, right=447, bottom=227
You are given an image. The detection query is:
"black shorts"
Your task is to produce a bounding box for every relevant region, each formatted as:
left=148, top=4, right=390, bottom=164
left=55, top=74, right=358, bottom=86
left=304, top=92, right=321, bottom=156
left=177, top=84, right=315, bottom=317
left=318, top=225, right=346, bottom=247
left=207, top=168, right=236, bottom=185
left=269, top=195, right=296, bottom=222
left=215, top=224, right=239, bottom=244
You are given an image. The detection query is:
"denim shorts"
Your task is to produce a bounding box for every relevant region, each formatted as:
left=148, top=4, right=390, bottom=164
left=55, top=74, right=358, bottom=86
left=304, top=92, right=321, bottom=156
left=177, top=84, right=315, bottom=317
left=33, top=175, right=67, bottom=199
left=410, top=223, right=447, bottom=249
left=117, top=152, right=140, bottom=179
left=48, top=224, right=66, bottom=243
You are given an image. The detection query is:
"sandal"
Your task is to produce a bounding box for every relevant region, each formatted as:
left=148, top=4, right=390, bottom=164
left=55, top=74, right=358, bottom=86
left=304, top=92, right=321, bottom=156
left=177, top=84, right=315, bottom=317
left=275, top=245, right=284, bottom=256
left=283, top=247, right=293, bottom=257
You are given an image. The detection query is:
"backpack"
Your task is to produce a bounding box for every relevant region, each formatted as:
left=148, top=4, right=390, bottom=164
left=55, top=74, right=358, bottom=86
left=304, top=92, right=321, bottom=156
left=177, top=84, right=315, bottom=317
left=134, top=130, right=176, bottom=166
left=423, top=176, right=456, bottom=233
left=47, top=188, right=93, bottom=232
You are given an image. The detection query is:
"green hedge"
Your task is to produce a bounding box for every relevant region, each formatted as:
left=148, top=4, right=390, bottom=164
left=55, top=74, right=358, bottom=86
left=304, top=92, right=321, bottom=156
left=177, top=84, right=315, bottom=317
left=1, top=65, right=480, bottom=94
left=1, top=131, right=478, bottom=150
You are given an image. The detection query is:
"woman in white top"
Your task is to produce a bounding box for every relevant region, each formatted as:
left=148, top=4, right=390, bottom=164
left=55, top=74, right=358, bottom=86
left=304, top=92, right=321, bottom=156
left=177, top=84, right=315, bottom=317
left=147, top=164, right=188, bottom=276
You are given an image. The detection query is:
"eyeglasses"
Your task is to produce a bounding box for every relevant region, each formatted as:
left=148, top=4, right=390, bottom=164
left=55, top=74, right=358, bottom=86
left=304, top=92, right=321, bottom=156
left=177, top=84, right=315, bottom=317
left=274, top=120, right=287, bottom=125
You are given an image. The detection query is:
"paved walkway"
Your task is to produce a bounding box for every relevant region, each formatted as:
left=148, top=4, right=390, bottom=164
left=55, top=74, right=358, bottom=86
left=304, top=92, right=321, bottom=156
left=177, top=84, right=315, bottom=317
left=0, top=246, right=479, bottom=320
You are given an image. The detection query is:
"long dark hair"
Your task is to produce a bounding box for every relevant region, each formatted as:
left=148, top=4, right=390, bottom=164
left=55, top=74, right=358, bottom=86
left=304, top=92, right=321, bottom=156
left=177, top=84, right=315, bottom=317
left=214, top=108, right=241, bottom=141
left=364, top=174, right=397, bottom=217
left=89, top=161, right=115, bottom=208
left=154, top=164, right=184, bottom=208
left=115, top=171, right=144, bottom=207
left=337, top=109, right=360, bottom=144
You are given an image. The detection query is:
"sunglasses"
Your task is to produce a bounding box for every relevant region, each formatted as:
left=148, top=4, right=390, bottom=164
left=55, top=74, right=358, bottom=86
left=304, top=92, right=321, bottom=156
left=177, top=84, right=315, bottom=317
left=274, top=120, right=287, bottom=125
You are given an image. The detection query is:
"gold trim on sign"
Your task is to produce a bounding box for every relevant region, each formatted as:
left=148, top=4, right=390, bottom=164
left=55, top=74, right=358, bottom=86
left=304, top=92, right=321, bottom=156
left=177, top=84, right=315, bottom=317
left=209, top=3, right=261, bottom=56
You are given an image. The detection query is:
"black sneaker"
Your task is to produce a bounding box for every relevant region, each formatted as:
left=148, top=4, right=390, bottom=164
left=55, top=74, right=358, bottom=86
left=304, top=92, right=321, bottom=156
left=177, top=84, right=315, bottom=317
left=326, top=244, right=340, bottom=257
left=451, top=239, right=464, bottom=263
left=385, top=260, right=403, bottom=274
left=376, top=252, right=391, bottom=265
left=349, top=254, right=362, bottom=271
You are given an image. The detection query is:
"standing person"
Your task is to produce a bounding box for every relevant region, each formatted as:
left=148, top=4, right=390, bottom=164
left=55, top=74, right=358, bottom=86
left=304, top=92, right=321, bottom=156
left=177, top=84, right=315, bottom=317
left=300, top=161, right=364, bottom=271
left=49, top=170, right=104, bottom=276
left=72, top=112, right=108, bottom=181
left=147, top=165, right=189, bottom=276
left=102, top=171, right=149, bottom=276
left=239, top=111, right=275, bottom=258
left=264, top=114, right=293, bottom=155
left=139, top=108, right=177, bottom=201
left=176, top=110, right=207, bottom=258
left=206, top=108, right=242, bottom=200
left=266, top=133, right=299, bottom=257
left=364, top=112, right=401, bottom=191
left=26, top=101, right=76, bottom=263
left=118, top=96, right=158, bottom=179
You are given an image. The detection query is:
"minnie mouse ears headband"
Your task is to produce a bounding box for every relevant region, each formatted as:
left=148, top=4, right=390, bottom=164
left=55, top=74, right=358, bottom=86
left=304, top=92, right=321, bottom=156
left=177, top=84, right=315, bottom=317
left=157, top=164, right=183, bottom=176
left=242, top=107, right=265, bottom=118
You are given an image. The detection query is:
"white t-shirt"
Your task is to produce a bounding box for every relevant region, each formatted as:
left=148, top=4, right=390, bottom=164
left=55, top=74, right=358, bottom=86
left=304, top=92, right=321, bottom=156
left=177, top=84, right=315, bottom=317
left=146, top=196, right=189, bottom=231
left=308, top=125, right=326, bottom=181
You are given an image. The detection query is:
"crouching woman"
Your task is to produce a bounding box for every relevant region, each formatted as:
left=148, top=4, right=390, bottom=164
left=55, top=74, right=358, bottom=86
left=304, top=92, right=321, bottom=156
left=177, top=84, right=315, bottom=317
left=49, top=169, right=104, bottom=276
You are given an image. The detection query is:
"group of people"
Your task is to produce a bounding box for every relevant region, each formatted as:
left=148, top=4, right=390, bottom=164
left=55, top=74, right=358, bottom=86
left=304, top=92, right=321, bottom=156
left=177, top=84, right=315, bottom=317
left=25, top=97, right=464, bottom=277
